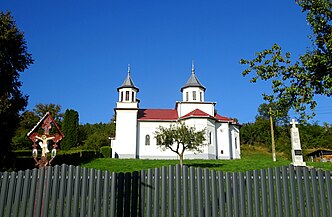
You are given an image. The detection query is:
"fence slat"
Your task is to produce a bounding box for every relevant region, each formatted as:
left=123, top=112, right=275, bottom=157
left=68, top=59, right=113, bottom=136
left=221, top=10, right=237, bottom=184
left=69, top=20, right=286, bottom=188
left=88, top=168, right=95, bottom=217
left=95, top=170, right=102, bottom=217
left=211, top=170, right=218, bottom=217
left=140, top=170, right=146, bottom=217
left=289, top=165, right=298, bottom=217
left=190, top=167, right=196, bottom=217
left=318, top=169, right=328, bottom=217
left=102, top=170, right=110, bottom=217
left=58, top=164, right=67, bottom=217
left=131, top=171, right=139, bottom=217
left=296, top=167, right=305, bottom=217
left=0, top=172, right=9, bottom=217
left=233, top=172, right=239, bottom=217
left=325, top=170, right=332, bottom=217
left=80, top=167, right=88, bottom=217
left=261, top=169, right=268, bottom=217
left=168, top=165, right=174, bottom=217
left=226, top=172, right=232, bottom=217
left=34, top=168, right=45, bottom=217
left=183, top=166, right=189, bottom=217
left=4, top=171, right=16, bottom=217
left=303, top=167, right=313, bottom=217
left=282, top=166, right=290, bottom=217
left=12, top=170, right=23, bottom=217
left=64, top=165, right=74, bottom=217
left=154, top=168, right=160, bottom=217
left=49, top=165, right=59, bottom=217
left=146, top=169, right=152, bottom=217
left=253, top=170, right=260, bottom=217
left=311, top=168, right=320, bottom=217
left=73, top=166, right=81, bottom=217
left=19, top=169, right=31, bottom=217
left=204, top=169, right=211, bottom=217
left=124, top=172, right=132, bottom=217
left=116, top=172, right=125, bottom=217
left=161, top=167, right=167, bottom=217
left=176, top=165, right=181, bottom=217
left=28, top=168, right=38, bottom=217
left=274, top=167, right=283, bottom=217
left=110, top=172, right=117, bottom=217
left=218, top=171, right=226, bottom=217
left=239, top=172, right=246, bottom=217
left=197, top=168, right=203, bottom=217
left=246, top=171, right=253, bottom=217
left=268, top=168, right=276, bottom=217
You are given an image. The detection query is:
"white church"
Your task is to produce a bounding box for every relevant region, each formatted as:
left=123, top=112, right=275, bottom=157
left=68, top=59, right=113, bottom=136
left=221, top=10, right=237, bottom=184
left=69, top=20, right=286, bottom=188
left=111, top=65, right=241, bottom=160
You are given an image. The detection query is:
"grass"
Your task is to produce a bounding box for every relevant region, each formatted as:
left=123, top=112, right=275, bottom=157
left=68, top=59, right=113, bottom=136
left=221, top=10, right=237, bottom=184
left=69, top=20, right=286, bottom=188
left=81, top=146, right=332, bottom=173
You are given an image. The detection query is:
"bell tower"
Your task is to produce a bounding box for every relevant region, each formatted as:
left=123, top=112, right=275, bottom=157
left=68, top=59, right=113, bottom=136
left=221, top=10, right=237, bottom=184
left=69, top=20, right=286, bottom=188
left=113, top=65, right=139, bottom=158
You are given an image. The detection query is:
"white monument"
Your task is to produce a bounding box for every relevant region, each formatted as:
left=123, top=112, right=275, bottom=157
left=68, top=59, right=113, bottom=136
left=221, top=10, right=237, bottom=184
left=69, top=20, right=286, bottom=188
left=290, top=119, right=306, bottom=166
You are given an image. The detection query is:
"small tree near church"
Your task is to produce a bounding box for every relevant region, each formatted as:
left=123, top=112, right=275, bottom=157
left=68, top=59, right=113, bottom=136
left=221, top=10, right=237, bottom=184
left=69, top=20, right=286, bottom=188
left=155, top=122, right=206, bottom=167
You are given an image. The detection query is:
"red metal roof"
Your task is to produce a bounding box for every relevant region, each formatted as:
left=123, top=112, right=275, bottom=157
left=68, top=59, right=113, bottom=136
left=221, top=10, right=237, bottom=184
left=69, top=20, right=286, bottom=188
left=215, top=113, right=233, bottom=122
left=137, top=108, right=235, bottom=123
left=138, top=109, right=178, bottom=121
left=180, top=109, right=214, bottom=119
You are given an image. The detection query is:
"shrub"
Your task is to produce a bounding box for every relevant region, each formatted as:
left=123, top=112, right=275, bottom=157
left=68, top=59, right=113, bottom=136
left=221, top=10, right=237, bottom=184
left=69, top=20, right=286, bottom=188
left=100, top=146, right=111, bottom=158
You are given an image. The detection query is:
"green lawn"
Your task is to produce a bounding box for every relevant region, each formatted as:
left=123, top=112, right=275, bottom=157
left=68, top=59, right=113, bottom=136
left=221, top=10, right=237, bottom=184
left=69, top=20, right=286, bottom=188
left=82, top=146, right=332, bottom=173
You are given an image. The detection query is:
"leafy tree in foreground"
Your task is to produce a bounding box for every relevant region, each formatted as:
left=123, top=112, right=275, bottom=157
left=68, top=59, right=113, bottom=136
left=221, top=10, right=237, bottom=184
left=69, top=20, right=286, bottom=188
left=0, top=11, right=33, bottom=167
left=240, top=0, right=331, bottom=121
left=155, top=122, right=206, bottom=167
left=61, top=109, right=79, bottom=150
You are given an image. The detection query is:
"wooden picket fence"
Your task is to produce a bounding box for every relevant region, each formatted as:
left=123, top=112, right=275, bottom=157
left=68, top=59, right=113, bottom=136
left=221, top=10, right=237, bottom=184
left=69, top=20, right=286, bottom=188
left=1, top=164, right=332, bottom=217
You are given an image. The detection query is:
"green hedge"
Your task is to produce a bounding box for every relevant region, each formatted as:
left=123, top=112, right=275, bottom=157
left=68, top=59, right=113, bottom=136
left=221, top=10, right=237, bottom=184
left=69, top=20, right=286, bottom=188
left=12, top=150, right=98, bottom=171
left=100, top=146, right=112, bottom=158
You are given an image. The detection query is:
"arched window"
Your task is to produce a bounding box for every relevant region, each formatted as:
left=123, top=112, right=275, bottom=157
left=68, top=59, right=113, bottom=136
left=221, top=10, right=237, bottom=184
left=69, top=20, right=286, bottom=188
left=193, top=91, right=196, bottom=100
left=145, top=135, right=150, bottom=146
left=132, top=92, right=135, bottom=102
left=208, top=132, right=212, bottom=144
left=125, top=91, right=130, bottom=101
left=120, top=92, right=123, bottom=102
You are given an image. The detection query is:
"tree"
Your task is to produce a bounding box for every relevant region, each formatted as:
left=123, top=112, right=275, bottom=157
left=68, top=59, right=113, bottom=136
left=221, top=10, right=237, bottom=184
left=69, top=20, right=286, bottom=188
left=155, top=122, right=206, bottom=166
left=256, top=102, right=290, bottom=125
left=12, top=111, right=39, bottom=150
left=61, top=109, right=79, bottom=150
left=240, top=0, right=332, bottom=121
left=0, top=11, right=33, bottom=167
left=33, top=103, right=63, bottom=122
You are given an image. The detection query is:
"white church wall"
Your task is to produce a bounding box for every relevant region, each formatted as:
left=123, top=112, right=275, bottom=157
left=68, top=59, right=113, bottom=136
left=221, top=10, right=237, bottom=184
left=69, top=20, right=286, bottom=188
left=112, top=109, right=138, bottom=158
left=177, top=102, right=215, bottom=117
left=138, top=121, right=179, bottom=159
left=216, top=123, right=232, bottom=159
left=230, top=125, right=241, bottom=159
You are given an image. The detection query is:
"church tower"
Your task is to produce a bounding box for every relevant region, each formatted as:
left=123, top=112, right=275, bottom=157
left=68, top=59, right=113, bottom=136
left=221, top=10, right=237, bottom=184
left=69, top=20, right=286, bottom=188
left=181, top=62, right=206, bottom=103
left=113, top=65, right=139, bottom=158
left=177, top=62, right=215, bottom=117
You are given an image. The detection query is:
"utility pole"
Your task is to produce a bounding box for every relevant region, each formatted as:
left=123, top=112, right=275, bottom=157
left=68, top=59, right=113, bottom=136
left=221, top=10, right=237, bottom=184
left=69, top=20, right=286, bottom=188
left=269, top=107, right=276, bottom=162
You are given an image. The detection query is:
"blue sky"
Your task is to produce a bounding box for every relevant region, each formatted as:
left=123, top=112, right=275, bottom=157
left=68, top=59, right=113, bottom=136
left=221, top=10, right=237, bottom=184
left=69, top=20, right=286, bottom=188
left=1, top=0, right=331, bottom=124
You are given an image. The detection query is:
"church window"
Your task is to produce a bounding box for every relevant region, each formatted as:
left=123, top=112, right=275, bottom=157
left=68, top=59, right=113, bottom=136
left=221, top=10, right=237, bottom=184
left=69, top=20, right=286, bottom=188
left=186, top=92, right=188, bottom=101
left=120, top=92, right=123, bottom=102
left=193, top=91, right=196, bottom=100
left=145, top=135, right=150, bottom=146
left=125, top=91, right=129, bottom=101
left=208, top=132, right=212, bottom=144
left=132, top=92, right=135, bottom=102
left=235, top=137, right=238, bottom=149
left=200, top=92, right=202, bottom=102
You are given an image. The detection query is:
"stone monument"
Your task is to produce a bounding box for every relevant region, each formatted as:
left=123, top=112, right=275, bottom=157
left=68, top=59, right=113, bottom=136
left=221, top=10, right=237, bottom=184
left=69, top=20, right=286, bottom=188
left=290, top=119, right=306, bottom=167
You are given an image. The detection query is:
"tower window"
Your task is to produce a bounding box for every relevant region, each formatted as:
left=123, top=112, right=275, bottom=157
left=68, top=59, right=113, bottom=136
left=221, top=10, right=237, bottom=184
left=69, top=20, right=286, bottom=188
left=145, top=135, right=150, bottom=146
left=186, top=92, right=189, bottom=101
left=125, top=91, right=129, bottom=101
left=120, top=92, right=123, bottom=102
left=132, top=92, right=135, bottom=102
left=200, top=92, right=202, bottom=102
left=193, top=91, right=196, bottom=100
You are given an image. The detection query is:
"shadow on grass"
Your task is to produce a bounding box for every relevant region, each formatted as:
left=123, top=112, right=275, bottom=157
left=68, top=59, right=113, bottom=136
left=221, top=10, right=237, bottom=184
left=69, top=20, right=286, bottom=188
left=184, top=162, right=225, bottom=168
